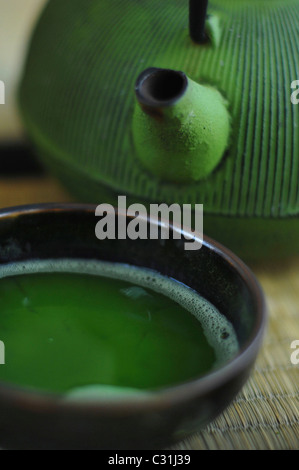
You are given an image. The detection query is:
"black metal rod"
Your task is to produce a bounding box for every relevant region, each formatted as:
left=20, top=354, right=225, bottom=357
left=189, top=0, right=209, bottom=44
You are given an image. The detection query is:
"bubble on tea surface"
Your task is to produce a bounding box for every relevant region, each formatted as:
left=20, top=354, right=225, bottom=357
left=64, top=384, right=151, bottom=402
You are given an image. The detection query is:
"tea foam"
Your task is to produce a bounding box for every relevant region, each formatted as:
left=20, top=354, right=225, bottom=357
left=0, top=259, right=239, bottom=367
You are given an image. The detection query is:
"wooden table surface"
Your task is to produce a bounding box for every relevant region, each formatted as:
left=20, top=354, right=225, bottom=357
left=0, top=175, right=298, bottom=450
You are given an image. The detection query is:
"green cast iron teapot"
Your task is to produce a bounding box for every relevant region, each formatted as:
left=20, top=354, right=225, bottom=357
left=19, top=0, right=299, bottom=260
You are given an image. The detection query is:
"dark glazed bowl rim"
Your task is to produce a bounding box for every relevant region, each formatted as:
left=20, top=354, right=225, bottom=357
left=0, top=203, right=267, bottom=414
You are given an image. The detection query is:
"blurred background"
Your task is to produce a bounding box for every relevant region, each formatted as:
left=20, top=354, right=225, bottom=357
left=0, top=0, right=46, bottom=144
left=0, top=0, right=71, bottom=195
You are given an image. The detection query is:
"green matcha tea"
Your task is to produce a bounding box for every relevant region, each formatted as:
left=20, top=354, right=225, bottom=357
left=0, top=260, right=239, bottom=397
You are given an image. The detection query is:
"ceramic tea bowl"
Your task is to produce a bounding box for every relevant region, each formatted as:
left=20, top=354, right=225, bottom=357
left=0, top=204, right=266, bottom=449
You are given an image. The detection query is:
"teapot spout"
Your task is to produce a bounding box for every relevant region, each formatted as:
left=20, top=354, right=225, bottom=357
left=133, top=67, right=231, bottom=183
left=135, top=68, right=189, bottom=118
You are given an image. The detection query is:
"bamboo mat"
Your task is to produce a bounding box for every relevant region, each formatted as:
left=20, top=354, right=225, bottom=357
left=0, top=176, right=298, bottom=450
left=173, top=260, right=299, bottom=450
